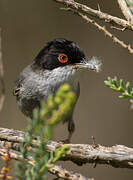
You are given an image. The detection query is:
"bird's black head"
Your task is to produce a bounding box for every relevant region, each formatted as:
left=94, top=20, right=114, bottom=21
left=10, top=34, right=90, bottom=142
left=32, top=38, right=85, bottom=70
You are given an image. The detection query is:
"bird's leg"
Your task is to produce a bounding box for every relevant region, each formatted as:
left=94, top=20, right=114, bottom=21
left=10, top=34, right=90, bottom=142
left=58, top=120, right=75, bottom=144
left=66, top=131, right=73, bottom=144
left=64, top=119, right=75, bottom=143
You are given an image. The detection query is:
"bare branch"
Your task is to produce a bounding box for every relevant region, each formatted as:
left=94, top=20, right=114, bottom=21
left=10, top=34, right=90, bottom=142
left=53, top=0, right=133, bottom=54
left=0, top=127, right=133, bottom=169
left=0, top=143, right=91, bottom=180
left=48, top=164, right=91, bottom=180
left=54, top=0, right=133, bottom=31
left=0, top=29, right=5, bottom=112
left=77, top=13, right=133, bottom=54
left=118, top=0, right=133, bottom=24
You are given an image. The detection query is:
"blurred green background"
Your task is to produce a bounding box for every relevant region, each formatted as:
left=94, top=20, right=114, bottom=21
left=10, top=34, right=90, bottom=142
left=0, top=0, right=133, bottom=179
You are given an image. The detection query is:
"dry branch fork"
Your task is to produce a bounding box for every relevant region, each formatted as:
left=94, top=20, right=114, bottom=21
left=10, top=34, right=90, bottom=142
left=53, top=0, right=133, bottom=54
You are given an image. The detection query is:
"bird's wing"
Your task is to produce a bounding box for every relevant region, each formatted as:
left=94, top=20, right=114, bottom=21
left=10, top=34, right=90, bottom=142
left=13, top=65, right=32, bottom=97
left=13, top=77, right=24, bottom=96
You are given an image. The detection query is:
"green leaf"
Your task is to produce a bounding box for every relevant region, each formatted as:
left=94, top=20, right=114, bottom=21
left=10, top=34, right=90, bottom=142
left=119, top=79, right=125, bottom=92
left=104, top=80, right=111, bottom=87
left=126, top=82, right=131, bottom=94
left=105, top=76, right=133, bottom=105
left=130, top=99, right=133, bottom=103
left=112, top=76, right=118, bottom=87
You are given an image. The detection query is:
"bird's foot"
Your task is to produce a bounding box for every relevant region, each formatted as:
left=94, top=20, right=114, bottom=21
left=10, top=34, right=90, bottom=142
left=58, top=138, right=70, bottom=144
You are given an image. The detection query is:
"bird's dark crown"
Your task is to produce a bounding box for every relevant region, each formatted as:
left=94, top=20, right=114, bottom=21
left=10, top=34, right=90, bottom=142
left=32, top=38, right=85, bottom=70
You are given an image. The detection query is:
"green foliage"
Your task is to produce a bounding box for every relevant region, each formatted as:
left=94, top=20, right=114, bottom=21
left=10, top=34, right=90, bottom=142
left=17, top=84, right=76, bottom=180
left=126, top=0, right=133, bottom=7
left=104, top=77, right=133, bottom=103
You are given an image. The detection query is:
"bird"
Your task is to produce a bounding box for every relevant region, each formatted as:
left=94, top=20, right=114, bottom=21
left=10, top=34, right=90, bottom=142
left=13, top=38, right=102, bottom=143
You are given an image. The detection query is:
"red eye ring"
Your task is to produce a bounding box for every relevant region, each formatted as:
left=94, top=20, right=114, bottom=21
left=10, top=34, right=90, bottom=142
left=58, top=53, right=68, bottom=63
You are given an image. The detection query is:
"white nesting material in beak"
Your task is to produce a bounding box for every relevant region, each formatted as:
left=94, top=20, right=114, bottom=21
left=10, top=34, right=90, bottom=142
left=75, top=57, right=102, bottom=72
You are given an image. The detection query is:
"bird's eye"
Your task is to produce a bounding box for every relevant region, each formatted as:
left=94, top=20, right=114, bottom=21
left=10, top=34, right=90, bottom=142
left=58, top=53, right=68, bottom=63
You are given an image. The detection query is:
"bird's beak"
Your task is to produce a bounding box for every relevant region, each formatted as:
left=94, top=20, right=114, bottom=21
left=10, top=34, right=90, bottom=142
left=74, top=57, right=102, bottom=72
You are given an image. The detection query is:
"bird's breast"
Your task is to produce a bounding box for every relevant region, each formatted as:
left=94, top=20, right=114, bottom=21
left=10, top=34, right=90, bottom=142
left=35, top=66, right=80, bottom=98
left=16, top=65, right=80, bottom=117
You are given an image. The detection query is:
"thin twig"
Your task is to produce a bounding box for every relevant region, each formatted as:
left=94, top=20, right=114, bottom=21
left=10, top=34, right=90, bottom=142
left=0, top=145, right=91, bottom=180
left=118, top=0, right=133, bottom=24
left=0, top=127, right=133, bottom=169
left=111, top=26, right=127, bottom=31
left=0, top=29, right=5, bottom=112
left=77, top=12, right=133, bottom=54
left=53, top=0, right=133, bottom=31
